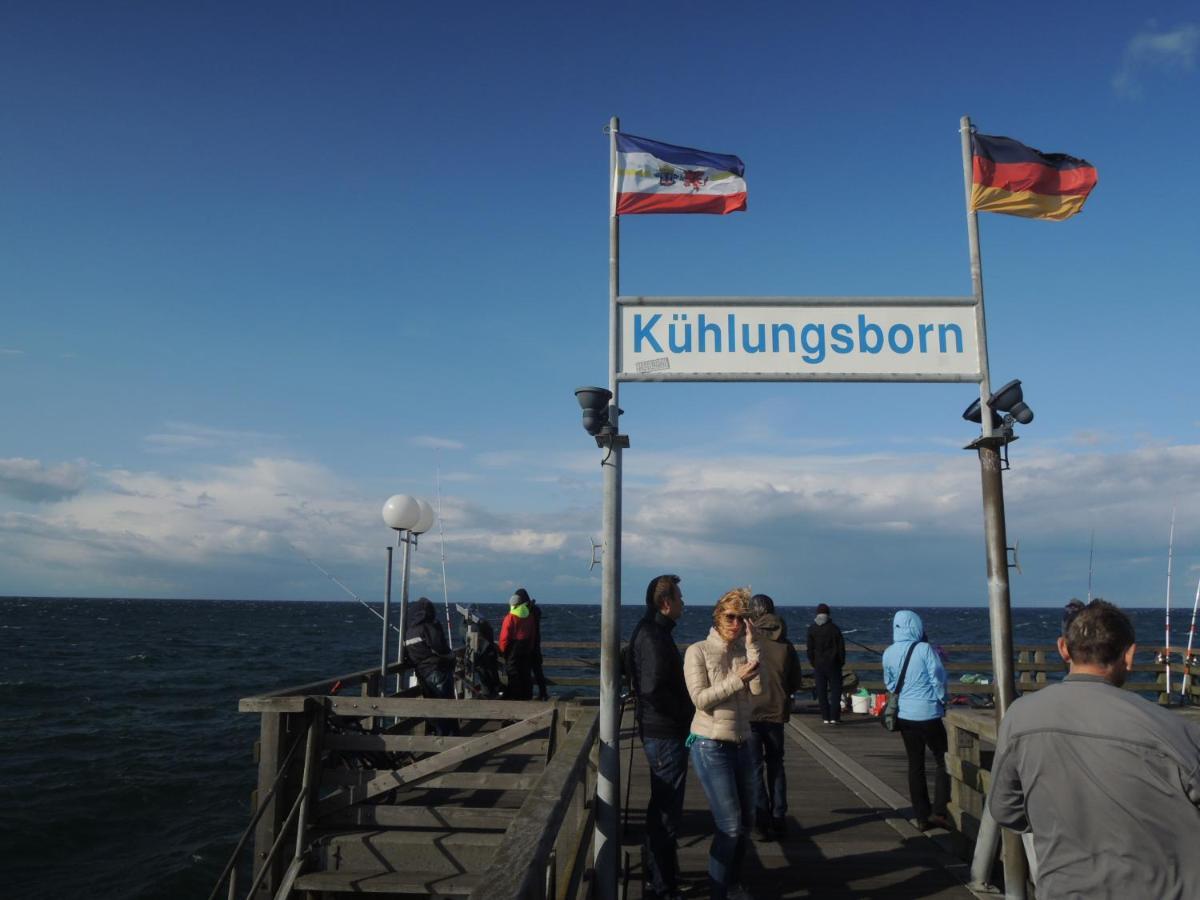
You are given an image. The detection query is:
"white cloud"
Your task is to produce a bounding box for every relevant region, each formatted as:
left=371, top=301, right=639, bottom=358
left=409, top=435, right=465, bottom=450
left=2, top=442, right=1198, bottom=605
left=0, top=348, right=25, bottom=356
left=0, top=458, right=88, bottom=502
left=1114, top=21, right=1200, bottom=97
left=143, top=421, right=281, bottom=453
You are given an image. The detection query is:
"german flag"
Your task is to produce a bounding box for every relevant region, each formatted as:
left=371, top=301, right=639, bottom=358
left=971, top=133, right=1097, bottom=221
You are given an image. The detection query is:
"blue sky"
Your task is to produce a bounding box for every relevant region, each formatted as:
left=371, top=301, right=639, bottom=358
left=2, top=3, right=1198, bottom=609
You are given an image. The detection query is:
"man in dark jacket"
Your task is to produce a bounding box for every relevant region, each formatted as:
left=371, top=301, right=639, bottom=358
left=405, top=597, right=458, bottom=735
left=806, top=602, right=846, bottom=724
left=629, top=574, right=694, bottom=900
left=748, top=593, right=802, bottom=839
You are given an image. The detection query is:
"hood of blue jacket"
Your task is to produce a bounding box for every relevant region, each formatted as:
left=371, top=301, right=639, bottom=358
left=893, top=610, right=924, bottom=643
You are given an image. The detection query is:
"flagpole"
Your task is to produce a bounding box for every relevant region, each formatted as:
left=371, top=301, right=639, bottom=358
left=961, top=114, right=1027, bottom=898
left=593, top=113, right=622, bottom=900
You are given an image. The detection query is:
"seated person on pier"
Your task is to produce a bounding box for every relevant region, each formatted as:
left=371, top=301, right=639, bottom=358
left=989, top=599, right=1200, bottom=900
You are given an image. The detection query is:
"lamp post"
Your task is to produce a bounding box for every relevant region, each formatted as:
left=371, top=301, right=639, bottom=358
left=963, top=380, right=1034, bottom=898
left=575, top=385, right=628, bottom=900
left=382, top=494, right=437, bottom=694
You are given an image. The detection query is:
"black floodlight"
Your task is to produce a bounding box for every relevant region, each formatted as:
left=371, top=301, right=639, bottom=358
left=962, top=397, right=1004, bottom=430
left=990, top=380, right=1024, bottom=413
left=575, top=386, right=612, bottom=436
left=990, top=379, right=1035, bottom=425
left=1009, top=400, right=1034, bottom=425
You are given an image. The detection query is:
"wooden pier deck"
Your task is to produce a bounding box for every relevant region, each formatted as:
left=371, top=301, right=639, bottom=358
left=620, top=701, right=978, bottom=899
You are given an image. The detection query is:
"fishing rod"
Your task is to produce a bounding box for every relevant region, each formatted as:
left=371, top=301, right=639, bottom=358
left=1089, top=528, right=1099, bottom=607
left=1184, top=575, right=1200, bottom=700
left=435, top=458, right=454, bottom=652
left=841, top=629, right=883, bottom=657
left=289, top=543, right=400, bottom=634
left=1164, top=508, right=1176, bottom=700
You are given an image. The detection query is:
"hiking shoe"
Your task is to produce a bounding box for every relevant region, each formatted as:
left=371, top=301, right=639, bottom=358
left=926, top=814, right=952, bottom=830
left=752, top=822, right=773, bottom=842
left=772, top=815, right=788, bottom=836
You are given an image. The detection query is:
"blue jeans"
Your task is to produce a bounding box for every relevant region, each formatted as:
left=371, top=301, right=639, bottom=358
left=814, top=666, right=842, bottom=722
left=691, top=737, right=757, bottom=898
left=747, top=721, right=787, bottom=819
left=641, top=737, right=688, bottom=896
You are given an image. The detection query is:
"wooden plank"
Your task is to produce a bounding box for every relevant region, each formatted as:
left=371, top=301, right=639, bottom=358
left=317, top=709, right=555, bottom=815
left=327, top=696, right=556, bottom=721
left=324, top=733, right=550, bottom=754
left=323, top=771, right=542, bottom=791
left=320, top=804, right=518, bottom=830
left=468, top=710, right=600, bottom=900
left=292, top=869, right=482, bottom=896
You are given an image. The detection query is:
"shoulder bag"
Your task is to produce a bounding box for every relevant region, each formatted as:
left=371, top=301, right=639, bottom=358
left=881, top=640, right=921, bottom=732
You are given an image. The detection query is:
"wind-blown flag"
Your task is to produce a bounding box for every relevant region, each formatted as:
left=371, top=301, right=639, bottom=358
left=971, top=133, right=1098, bottom=221
left=615, top=133, right=747, bottom=215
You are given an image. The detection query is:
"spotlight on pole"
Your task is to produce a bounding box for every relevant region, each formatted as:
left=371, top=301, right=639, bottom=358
left=575, top=385, right=629, bottom=448
left=963, top=379, right=1035, bottom=470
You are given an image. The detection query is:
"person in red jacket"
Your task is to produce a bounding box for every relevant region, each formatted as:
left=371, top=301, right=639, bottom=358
left=499, top=588, right=537, bottom=700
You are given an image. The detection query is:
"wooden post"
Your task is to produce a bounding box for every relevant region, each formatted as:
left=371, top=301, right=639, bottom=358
left=250, top=711, right=298, bottom=898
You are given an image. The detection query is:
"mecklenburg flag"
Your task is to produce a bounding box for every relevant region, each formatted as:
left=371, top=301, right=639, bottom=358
left=615, top=133, right=747, bottom=215
left=971, top=133, right=1097, bottom=221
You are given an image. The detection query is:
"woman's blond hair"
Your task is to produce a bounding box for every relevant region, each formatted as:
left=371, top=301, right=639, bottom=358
left=712, top=587, right=752, bottom=629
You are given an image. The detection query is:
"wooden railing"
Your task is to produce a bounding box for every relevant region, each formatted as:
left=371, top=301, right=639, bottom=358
left=227, top=660, right=599, bottom=900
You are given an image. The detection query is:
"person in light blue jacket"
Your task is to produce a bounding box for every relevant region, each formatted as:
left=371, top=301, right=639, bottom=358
left=882, top=610, right=950, bottom=831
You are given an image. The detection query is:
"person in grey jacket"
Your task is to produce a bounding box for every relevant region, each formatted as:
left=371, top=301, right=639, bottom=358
left=989, top=599, right=1200, bottom=900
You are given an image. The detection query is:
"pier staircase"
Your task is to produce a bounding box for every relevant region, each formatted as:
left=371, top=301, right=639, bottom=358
left=211, top=664, right=598, bottom=900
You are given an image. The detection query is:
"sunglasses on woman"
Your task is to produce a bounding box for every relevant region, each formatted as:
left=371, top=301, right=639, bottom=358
left=720, top=613, right=745, bottom=622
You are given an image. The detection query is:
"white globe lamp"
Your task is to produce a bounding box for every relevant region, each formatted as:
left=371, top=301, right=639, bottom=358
left=382, top=494, right=421, bottom=532
left=413, top=499, right=436, bottom=535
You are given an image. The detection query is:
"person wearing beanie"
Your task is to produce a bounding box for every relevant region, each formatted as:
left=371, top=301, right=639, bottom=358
left=499, top=588, right=537, bottom=700
left=806, top=602, right=846, bottom=724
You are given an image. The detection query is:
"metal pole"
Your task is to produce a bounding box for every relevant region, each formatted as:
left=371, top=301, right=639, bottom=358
left=593, top=112, right=621, bottom=900
left=381, top=545, right=393, bottom=690
left=961, top=114, right=1027, bottom=898
left=396, top=532, right=413, bottom=693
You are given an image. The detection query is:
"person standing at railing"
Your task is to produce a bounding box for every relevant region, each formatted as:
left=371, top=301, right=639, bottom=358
left=747, top=592, right=802, bottom=842
left=684, top=587, right=762, bottom=900
left=806, top=602, right=846, bottom=725
left=499, top=588, right=536, bottom=701
left=405, top=597, right=459, bottom=736
left=989, top=599, right=1200, bottom=900
left=528, top=595, right=550, bottom=701
left=883, top=609, right=950, bottom=832
left=628, top=573, right=694, bottom=900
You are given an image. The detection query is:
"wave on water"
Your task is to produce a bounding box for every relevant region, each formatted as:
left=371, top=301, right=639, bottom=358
left=0, top=596, right=1181, bottom=899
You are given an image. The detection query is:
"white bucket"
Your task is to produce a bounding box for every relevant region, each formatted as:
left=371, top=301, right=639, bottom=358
left=850, top=693, right=871, bottom=714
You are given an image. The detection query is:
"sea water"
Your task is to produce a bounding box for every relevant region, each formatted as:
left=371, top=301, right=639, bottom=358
left=0, top=597, right=1180, bottom=898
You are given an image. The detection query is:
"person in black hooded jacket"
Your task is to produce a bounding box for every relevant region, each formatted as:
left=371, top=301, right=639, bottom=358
left=629, top=574, right=695, bottom=900
left=405, top=597, right=458, bottom=735
left=806, top=603, right=846, bottom=725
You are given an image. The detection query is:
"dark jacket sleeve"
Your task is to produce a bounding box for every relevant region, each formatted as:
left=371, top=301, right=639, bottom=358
left=835, top=627, right=846, bottom=669
left=806, top=627, right=816, bottom=666
left=785, top=643, right=803, bottom=694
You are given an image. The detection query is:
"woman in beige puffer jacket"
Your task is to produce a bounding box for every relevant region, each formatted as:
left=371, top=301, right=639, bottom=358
left=683, top=587, right=762, bottom=900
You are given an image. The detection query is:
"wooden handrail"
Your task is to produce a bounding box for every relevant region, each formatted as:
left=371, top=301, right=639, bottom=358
left=469, top=709, right=601, bottom=900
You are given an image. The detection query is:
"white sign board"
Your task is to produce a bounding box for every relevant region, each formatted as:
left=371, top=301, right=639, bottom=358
left=617, top=298, right=982, bottom=382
